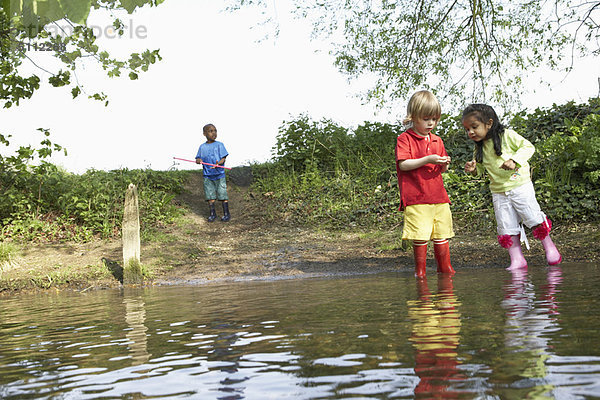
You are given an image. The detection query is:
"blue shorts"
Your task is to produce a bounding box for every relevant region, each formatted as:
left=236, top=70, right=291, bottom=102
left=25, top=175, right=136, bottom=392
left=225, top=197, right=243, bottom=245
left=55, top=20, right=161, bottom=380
left=203, top=177, right=228, bottom=201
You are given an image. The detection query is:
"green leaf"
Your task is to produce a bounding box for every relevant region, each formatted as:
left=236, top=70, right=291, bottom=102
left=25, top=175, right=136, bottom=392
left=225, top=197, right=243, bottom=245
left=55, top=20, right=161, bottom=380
left=34, top=0, right=66, bottom=22
left=71, top=86, right=81, bottom=98
left=119, top=0, right=149, bottom=13
left=57, top=0, right=91, bottom=24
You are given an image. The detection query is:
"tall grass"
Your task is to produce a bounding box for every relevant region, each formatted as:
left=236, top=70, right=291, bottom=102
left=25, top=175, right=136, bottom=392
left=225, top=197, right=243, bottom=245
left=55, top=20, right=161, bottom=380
left=0, top=242, right=19, bottom=278
left=0, top=167, right=190, bottom=242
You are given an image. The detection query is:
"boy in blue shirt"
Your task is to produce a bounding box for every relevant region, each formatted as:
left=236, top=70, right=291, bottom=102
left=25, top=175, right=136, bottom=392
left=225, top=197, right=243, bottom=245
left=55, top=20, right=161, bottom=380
left=195, top=124, right=230, bottom=222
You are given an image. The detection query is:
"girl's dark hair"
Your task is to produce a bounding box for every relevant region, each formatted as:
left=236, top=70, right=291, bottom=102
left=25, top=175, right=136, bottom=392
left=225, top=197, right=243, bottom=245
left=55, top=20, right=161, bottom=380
left=462, top=104, right=505, bottom=163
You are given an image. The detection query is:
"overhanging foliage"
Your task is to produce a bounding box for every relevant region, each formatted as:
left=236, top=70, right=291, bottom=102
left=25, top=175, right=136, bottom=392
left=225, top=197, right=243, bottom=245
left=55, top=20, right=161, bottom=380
left=0, top=0, right=165, bottom=177
left=225, top=0, right=600, bottom=109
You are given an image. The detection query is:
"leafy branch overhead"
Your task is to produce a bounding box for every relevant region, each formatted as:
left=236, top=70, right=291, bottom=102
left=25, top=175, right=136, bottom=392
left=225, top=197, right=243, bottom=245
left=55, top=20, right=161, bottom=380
left=0, top=0, right=164, bottom=110
left=226, top=0, right=600, bottom=109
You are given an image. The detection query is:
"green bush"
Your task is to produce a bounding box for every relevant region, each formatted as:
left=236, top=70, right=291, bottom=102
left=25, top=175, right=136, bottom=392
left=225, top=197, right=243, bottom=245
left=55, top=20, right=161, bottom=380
left=0, top=163, right=189, bottom=241
left=253, top=117, right=403, bottom=228
left=510, top=98, right=600, bottom=144
left=252, top=99, right=600, bottom=230
left=531, top=113, right=600, bottom=220
left=2, top=99, right=599, bottom=241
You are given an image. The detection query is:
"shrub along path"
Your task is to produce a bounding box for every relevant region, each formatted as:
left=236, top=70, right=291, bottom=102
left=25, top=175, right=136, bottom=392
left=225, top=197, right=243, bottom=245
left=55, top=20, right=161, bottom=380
left=1, top=171, right=598, bottom=294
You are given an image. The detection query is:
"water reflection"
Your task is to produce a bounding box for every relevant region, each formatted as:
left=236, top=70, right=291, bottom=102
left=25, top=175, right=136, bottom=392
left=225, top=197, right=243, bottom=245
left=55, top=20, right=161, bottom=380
left=211, top=325, right=247, bottom=399
left=123, top=291, right=150, bottom=365
left=2, top=265, right=600, bottom=399
left=497, top=266, right=563, bottom=398
left=408, top=276, right=465, bottom=398
left=542, top=266, right=563, bottom=316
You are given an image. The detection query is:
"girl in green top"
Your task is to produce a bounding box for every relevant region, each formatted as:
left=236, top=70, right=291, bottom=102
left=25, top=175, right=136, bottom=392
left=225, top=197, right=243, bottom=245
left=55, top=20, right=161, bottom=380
left=462, top=104, right=561, bottom=270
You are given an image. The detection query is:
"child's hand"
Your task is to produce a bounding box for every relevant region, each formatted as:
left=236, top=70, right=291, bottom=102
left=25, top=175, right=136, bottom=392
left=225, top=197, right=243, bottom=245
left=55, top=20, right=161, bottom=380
left=464, top=160, right=477, bottom=173
left=428, top=155, right=450, bottom=165
left=500, top=159, right=517, bottom=170
left=196, top=158, right=203, bottom=165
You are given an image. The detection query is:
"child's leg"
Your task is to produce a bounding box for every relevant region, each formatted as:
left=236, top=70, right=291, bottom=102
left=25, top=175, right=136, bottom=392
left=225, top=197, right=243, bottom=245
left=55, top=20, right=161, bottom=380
left=493, top=191, right=527, bottom=269
left=511, top=182, right=562, bottom=265
left=433, top=239, right=455, bottom=274
left=207, top=200, right=217, bottom=222
left=498, top=234, right=527, bottom=270
left=532, top=218, right=562, bottom=265
left=216, top=177, right=230, bottom=222
left=221, top=201, right=230, bottom=222
left=431, top=204, right=455, bottom=274
left=203, top=178, right=218, bottom=222
left=413, top=240, right=428, bottom=278
left=402, top=205, right=435, bottom=278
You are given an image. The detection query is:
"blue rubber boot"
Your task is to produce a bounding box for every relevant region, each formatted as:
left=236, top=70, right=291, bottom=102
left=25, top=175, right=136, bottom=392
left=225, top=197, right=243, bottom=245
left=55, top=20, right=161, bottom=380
left=208, top=203, right=217, bottom=222
left=221, top=202, right=230, bottom=222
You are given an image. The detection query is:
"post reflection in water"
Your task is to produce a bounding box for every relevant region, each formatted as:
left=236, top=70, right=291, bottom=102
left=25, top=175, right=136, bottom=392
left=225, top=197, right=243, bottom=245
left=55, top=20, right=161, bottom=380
left=123, top=291, right=151, bottom=366
left=210, top=325, right=247, bottom=400
left=407, top=275, right=465, bottom=398
left=498, top=266, right=563, bottom=398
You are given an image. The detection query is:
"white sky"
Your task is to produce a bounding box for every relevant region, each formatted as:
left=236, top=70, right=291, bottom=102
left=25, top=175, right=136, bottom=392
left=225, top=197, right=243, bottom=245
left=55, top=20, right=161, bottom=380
left=2, top=0, right=599, bottom=173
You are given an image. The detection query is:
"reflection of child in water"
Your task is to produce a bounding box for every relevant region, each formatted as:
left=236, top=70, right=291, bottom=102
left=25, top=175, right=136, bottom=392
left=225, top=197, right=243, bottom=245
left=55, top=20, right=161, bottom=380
left=498, top=267, right=563, bottom=396
left=407, top=276, right=464, bottom=397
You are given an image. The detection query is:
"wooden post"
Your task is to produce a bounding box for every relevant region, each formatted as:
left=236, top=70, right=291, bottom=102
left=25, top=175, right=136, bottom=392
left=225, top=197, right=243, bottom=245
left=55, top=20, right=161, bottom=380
left=123, top=183, right=142, bottom=284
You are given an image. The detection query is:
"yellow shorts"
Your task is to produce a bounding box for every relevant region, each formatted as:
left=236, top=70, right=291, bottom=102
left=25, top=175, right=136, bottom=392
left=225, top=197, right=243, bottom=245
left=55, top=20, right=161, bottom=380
left=402, top=203, right=455, bottom=241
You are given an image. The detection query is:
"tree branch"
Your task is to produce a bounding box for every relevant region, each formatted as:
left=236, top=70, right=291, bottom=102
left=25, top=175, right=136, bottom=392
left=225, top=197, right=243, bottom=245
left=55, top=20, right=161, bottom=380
left=406, top=0, right=425, bottom=68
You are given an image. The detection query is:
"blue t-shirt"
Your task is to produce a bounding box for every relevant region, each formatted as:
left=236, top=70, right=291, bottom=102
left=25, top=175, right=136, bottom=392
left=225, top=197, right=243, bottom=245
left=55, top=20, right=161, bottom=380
left=196, top=141, right=229, bottom=180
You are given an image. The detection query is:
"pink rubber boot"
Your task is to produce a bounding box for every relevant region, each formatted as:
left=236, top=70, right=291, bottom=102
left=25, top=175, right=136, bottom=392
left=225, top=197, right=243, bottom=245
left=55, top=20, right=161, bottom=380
left=498, top=234, right=528, bottom=270
left=533, top=218, right=562, bottom=265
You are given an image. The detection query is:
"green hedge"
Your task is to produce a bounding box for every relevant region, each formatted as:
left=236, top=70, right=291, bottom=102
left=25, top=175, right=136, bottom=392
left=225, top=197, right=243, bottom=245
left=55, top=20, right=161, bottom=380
left=1, top=99, right=598, bottom=241
left=252, top=98, right=600, bottom=229
left=0, top=164, right=189, bottom=241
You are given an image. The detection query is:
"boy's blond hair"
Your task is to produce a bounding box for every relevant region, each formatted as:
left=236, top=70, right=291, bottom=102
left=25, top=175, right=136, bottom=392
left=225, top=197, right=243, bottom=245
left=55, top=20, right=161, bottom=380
left=403, top=90, right=441, bottom=126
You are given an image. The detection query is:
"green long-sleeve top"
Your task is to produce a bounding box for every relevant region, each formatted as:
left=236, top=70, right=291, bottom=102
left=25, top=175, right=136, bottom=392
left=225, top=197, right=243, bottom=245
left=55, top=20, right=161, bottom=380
left=476, top=129, right=535, bottom=193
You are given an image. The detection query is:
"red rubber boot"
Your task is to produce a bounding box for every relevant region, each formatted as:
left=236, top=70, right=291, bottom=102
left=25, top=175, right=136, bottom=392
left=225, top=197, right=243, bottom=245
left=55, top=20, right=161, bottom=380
left=434, top=239, right=455, bottom=275
left=413, top=241, right=428, bottom=278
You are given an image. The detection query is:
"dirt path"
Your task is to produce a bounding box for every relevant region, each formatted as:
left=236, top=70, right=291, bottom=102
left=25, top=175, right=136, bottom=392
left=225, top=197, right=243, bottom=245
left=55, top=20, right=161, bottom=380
left=148, top=171, right=409, bottom=284
left=148, top=171, right=600, bottom=284
left=6, top=170, right=599, bottom=293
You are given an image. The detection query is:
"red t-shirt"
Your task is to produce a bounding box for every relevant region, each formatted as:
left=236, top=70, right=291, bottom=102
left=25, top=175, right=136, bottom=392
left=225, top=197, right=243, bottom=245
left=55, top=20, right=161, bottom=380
left=395, top=129, right=451, bottom=210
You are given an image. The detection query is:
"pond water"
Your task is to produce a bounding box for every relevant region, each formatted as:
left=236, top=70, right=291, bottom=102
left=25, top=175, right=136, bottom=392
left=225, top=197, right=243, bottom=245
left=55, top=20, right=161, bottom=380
left=1, top=263, right=600, bottom=399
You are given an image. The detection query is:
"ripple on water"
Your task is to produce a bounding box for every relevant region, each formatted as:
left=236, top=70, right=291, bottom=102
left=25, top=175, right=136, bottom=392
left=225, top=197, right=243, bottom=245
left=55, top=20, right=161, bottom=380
left=0, top=264, right=599, bottom=399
